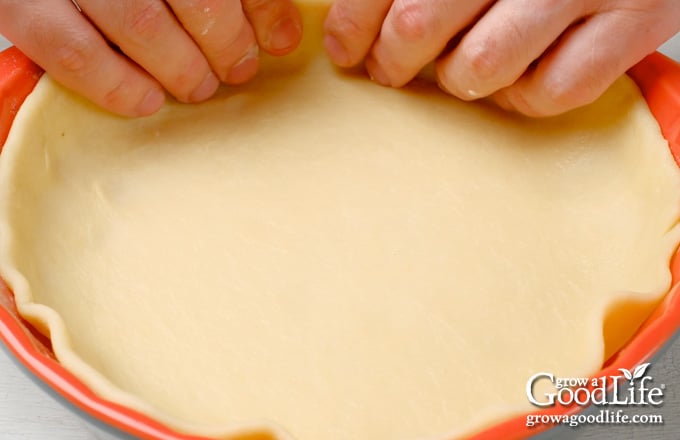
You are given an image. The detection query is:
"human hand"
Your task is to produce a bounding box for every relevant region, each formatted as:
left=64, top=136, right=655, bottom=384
left=0, top=0, right=302, bottom=117
left=323, top=0, right=680, bottom=116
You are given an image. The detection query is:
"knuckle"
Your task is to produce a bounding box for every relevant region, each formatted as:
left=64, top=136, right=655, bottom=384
left=460, top=39, right=501, bottom=81
left=390, top=0, right=433, bottom=43
left=101, top=77, right=133, bottom=110
left=126, top=1, right=167, bottom=40
left=53, top=38, right=95, bottom=76
left=325, top=3, right=366, bottom=41
left=172, top=57, right=211, bottom=98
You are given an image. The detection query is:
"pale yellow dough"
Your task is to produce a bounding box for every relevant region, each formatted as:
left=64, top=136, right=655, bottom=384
left=1, top=4, right=680, bottom=440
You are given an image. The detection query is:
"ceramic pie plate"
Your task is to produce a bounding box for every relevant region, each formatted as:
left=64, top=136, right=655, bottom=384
left=0, top=46, right=680, bottom=440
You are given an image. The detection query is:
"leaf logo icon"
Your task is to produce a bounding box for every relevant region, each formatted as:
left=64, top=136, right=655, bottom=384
left=619, top=368, right=633, bottom=382
left=618, top=363, right=651, bottom=385
left=633, top=363, right=651, bottom=380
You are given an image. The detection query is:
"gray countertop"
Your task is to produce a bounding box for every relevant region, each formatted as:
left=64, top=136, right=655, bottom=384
left=0, top=32, right=679, bottom=440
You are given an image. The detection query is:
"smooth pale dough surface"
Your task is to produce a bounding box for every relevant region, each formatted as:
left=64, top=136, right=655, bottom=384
left=2, top=4, right=680, bottom=440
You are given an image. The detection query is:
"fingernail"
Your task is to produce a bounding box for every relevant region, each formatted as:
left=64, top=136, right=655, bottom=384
left=268, top=17, right=301, bottom=52
left=227, top=45, right=259, bottom=84
left=136, top=88, right=165, bottom=116
left=435, top=76, right=451, bottom=95
left=323, top=34, right=349, bottom=66
left=189, top=71, right=219, bottom=103
left=365, top=57, right=390, bottom=87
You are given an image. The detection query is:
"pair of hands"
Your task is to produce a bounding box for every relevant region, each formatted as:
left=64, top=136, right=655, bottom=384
left=1, top=0, right=678, bottom=118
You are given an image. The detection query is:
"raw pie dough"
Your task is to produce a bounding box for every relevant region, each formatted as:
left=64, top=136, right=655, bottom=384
left=2, top=3, right=680, bottom=440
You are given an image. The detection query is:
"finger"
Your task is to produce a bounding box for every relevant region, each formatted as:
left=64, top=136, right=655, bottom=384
left=323, top=0, right=392, bottom=67
left=242, top=0, right=302, bottom=56
left=168, top=0, right=260, bottom=84
left=367, top=0, right=493, bottom=88
left=79, top=0, right=218, bottom=103
left=0, top=0, right=165, bottom=117
left=435, top=0, right=586, bottom=101
left=493, top=6, right=680, bottom=117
